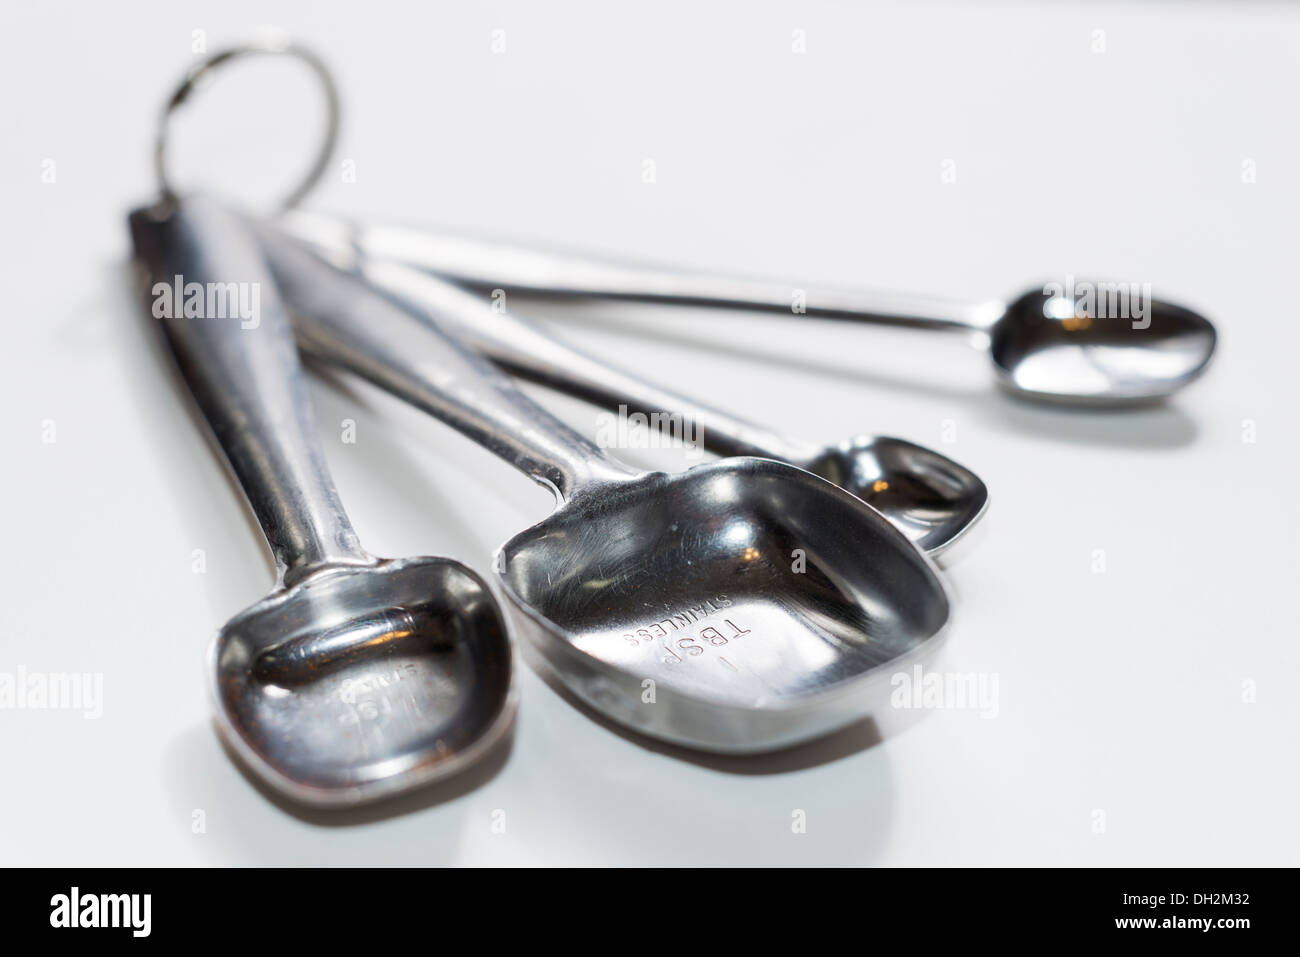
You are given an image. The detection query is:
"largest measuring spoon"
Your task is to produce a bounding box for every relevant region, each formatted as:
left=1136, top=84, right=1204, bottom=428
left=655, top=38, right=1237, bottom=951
left=257, top=223, right=954, bottom=754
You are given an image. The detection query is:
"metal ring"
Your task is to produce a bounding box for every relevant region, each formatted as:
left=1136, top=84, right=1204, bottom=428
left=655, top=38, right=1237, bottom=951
left=154, top=36, right=339, bottom=211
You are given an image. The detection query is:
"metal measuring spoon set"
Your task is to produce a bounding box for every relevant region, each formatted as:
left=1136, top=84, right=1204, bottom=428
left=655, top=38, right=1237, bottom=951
left=128, top=40, right=1217, bottom=806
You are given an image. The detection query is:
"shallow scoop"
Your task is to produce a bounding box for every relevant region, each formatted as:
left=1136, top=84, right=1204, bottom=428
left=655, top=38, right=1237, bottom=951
left=212, top=557, right=514, bottom=805
left=799, top=436, right=988, bottom=558
left=988, top=286, right=1217, bottom=405
left=496, top=458, right=951, bottom=753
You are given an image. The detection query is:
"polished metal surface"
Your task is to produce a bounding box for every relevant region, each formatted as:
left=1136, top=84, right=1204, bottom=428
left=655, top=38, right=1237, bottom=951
left=281, top=211, right=1216, bottom=406
left=987, top=286, right=1217, bottom=406
left=280, top=234, right=988, bottom=559
left=154, top=37, right=340, bottom=211
left=259, top=222, right=953, bottom=754
left=129, top=196, right=514, bottom=805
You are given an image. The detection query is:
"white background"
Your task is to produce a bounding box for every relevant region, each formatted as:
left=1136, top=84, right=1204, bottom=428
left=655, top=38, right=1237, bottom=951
left=2, top=0, right=1297, bottom=866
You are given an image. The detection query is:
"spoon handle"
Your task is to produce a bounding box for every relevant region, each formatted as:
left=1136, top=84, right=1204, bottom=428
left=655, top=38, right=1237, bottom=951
left=255, top=226, right=641, bottom=502
left=282, top=211, right=1000, bottom=334
left=304, top=242, right=814, bottom=463
left=129, top=197, right=372, bottom=588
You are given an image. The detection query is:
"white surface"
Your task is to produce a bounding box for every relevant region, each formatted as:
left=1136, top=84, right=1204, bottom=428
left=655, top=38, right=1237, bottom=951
left=2, top=0, right=1297, bottom=866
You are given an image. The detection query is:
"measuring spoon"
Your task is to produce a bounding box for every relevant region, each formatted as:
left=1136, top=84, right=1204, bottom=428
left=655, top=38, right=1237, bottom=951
left=283, top=224, right=987, bottom=559
left=129, top=196, right=514, bottom=805
left=257, top=223, right=954, bottom=754
left=282, top=212, right=1216, bottom=407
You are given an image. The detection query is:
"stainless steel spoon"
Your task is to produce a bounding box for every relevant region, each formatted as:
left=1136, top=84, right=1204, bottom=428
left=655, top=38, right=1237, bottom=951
left=282, top=221, right=987, bottom=560
left=282, top=212, right=1216, bottom=407
left=129, top=196, right=515, bottom=805
left=257, top=224, right=954, bottom=754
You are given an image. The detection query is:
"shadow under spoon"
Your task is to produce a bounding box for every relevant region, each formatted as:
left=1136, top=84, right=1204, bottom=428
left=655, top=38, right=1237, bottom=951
left=257, top=224, right=954, bottom=755
left=128, top=196, right=514, bottom=807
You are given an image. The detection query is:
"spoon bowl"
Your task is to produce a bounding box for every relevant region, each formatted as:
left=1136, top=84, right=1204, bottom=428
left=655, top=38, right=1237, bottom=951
left=262, top=226, right=954, bottom=754
left=498, top=459, right=951, bottom=752
left=131, top=197, right=516, bottom=806
left=989, top=287, right=1217, bottom=405
left=285, top=234, right=991, bottom=559
left=277, top=213, right=1217, bottom=407
left=214, top=557, right=513, bottom=805
left=798, top=436, right=988, bottom=558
